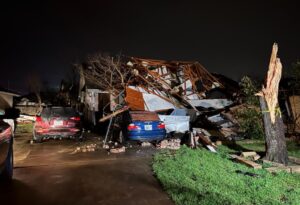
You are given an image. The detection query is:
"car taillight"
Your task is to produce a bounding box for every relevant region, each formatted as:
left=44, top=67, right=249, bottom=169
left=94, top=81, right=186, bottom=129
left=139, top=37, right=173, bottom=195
left=36, top=116, right=43, bottom=122
left=157, top=122, right=165, bottom=129
left=128, top=123, right=140, bottom=131
left=0, top=126, right=12, bottom=138
left=70, top=116, right=80, bottom=121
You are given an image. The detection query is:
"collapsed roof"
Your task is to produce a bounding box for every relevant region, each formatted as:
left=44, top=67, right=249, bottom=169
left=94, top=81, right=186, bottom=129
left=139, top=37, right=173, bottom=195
left=79, top=54, right=224, bottom=112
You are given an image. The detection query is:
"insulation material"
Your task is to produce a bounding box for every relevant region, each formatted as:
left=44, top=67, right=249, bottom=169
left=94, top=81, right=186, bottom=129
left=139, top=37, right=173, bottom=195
left=143, top=93, right=176, bottom=111
left=187, top=99, right=233, bottom=109
left=159, top=109, right=190, bottom=133
left=125, top=87, right=145, bottom=110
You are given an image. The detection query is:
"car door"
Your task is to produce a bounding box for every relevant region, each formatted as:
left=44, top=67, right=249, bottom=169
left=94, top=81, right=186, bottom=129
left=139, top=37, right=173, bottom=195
left=0, top=121, right=11, bottom=167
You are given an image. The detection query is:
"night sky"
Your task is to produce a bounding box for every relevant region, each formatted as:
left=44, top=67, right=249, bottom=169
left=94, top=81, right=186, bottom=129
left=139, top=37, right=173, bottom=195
left=1, top=1, right=299, bottom=93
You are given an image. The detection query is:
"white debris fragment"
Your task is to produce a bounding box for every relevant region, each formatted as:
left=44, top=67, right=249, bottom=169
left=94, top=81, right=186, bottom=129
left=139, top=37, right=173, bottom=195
left=110, top=146, right=126, bottom=154
left=141, top=142, right=152, bottom=147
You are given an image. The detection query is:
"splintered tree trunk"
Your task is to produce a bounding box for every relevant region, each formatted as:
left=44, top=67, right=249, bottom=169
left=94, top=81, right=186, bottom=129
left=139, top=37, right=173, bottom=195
left=259, top=97, right=288, bottom=164
left=256, top=43, right=288, bottom=165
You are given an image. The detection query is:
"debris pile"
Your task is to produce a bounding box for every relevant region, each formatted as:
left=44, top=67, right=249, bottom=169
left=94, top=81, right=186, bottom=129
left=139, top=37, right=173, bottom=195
left=157, top=139, right=181, bottom=150
left=73, top=143, right=99, bottom=153
left=78, top=54, right=241, bottom=150
left=110, top=146, right=126, bottom=154
left=79, top=55, right=224, bottom=115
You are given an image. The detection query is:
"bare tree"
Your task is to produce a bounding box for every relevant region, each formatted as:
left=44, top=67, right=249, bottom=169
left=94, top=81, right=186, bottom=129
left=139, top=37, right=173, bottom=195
left=27, top=73, right=43, bottom=111
left=80, top=54, right=132, bottom=96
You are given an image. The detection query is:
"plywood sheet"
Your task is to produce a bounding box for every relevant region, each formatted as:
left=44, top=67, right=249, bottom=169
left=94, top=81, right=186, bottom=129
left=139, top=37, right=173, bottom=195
left=125, top=87, right=145, bottom=110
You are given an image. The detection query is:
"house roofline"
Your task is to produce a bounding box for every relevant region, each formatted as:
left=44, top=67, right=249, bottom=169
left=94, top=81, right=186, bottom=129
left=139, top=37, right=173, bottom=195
left=0, top=91, right=20, bottom=97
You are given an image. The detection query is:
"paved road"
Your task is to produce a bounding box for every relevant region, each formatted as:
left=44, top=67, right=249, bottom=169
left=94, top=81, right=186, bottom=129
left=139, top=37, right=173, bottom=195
left=0, top=133, right=173, bottom=205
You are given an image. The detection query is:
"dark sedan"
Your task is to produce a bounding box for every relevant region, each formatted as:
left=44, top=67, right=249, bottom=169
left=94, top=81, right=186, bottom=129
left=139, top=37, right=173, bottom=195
left=114, top=111, right=166, bottom=143
left=33, top=107, right=82, bottom=142
left=0, top=120, right=13, bottom=181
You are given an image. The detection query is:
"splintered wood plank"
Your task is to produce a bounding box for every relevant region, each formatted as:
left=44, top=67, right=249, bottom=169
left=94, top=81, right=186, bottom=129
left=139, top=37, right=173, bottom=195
left=230, top=155, right=262, bottom=169
left=289, top=156, right=300, bottom=165
left=99, top=106, right=129, bottom=122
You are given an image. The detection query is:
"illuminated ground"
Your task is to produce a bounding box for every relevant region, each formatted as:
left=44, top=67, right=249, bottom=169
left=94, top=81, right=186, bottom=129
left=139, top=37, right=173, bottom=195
left=0, top=132, right=173, bottom=205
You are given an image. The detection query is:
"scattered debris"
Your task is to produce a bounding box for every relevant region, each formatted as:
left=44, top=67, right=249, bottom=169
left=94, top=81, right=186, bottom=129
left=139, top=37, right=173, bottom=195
left=191, top=128, right=217, bottom=151
left=103, top=144, right=109, bottom=149
left=241, top=151, right=260, bottom=161
left=141, top=142, right=152, bottom=147
left=157, top=139, right=181, bottom=150
left=289, top=156, right=300, bottom=165
left=110, top=146, right=126, bottom=153
left=72, top=143, right=98, bottom=154
left=216, top=140, right=222, bottom=146
left=262, top=159, right=300, bottom=174
left=220, top=127, right=238, bottom=138
left=230, top=154, right=262, bottom=169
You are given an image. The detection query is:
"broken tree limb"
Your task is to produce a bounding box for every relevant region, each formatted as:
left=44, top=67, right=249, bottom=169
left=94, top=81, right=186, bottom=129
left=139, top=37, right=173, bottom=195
left=99, top=106, right=129, bottom=122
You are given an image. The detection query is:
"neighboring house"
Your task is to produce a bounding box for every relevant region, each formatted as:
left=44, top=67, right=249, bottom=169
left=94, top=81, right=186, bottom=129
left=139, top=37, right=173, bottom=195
left=15, top=98, right=44, bottom=116
left=0, top=88, right=20, bottom=110
left=0, top=88, right=20, bottom=133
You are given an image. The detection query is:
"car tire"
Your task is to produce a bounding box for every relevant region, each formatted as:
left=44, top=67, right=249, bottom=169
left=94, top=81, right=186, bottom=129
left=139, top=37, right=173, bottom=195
left=75, top=132, right=84, bottom=142
left=0, top=142, right=13, bottom=181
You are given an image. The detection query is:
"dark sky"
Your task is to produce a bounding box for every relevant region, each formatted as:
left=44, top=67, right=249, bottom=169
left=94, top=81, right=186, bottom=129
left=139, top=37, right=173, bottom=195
left=0, top=0, right=299, bottom=93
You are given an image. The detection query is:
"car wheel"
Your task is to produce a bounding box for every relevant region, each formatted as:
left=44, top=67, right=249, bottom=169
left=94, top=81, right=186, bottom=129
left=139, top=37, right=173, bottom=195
left=33, top=131, right=43, bottom=143
left=75, top=133, right=84, bottom=142
left=0, top=142, right=13, bottom=181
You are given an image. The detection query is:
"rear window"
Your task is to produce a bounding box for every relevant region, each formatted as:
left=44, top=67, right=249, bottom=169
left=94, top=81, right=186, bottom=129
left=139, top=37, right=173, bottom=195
left=41, top=107, right=76, bottom=118
left=129, top=111, right=159, bottom=121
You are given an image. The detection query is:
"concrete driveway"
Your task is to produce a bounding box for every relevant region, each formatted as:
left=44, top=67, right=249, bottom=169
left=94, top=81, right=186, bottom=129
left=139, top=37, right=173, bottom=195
left=0, top=132, right=173, bottom=205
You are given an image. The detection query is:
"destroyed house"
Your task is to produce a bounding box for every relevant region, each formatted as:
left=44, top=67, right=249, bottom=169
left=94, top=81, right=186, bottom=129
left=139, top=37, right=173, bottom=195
left=76, top=54, right=241, bottom=133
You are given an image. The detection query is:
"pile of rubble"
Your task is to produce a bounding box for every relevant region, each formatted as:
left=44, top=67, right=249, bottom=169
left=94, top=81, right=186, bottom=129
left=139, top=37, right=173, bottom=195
left=157, top=139, right=181, bottom=150
left=72, top=143, right=99, bottom=154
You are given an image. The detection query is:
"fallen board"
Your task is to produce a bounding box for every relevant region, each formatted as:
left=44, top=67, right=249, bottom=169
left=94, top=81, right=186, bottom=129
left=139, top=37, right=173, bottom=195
left=289, top=156, right=300, bottom=165
left=99, top=106, right=129, bottom=122
left=230, top=154, right=262, bottom=169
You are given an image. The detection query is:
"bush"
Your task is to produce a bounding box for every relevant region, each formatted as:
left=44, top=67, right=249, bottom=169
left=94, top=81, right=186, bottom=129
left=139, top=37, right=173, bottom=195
left=239, top=76, right=259, bottom=106
left=237, top=76, right=264, bottom=139
left=237, top=108, right=265, bottom=139
left=153, top=146, right=300, bottom=205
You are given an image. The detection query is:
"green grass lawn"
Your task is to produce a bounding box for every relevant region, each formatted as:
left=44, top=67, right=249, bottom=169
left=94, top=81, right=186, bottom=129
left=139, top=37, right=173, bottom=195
left=15, top=123, right=33, bottom=134
left=153, top=146, right=300, bottom=205
left=234, top=140, right=300, bottom=158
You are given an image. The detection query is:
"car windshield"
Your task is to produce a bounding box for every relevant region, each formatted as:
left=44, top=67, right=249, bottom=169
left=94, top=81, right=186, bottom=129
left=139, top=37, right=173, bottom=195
left=41, top=107, right=76, bottom=118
